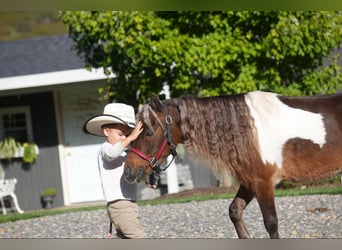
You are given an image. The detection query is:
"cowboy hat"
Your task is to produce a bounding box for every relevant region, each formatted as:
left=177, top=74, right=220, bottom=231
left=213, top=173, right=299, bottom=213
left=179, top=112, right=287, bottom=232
left=84, top=103, right=136, bottom=136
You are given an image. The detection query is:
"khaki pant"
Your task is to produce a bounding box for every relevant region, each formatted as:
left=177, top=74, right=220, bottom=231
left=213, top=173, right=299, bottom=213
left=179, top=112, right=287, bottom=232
left=107, top=200, right=146, bottom=238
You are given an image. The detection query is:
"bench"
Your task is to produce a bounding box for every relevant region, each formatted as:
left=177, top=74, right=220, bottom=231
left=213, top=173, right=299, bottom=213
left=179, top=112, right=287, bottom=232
left=0, top=178, right=24, bottom=215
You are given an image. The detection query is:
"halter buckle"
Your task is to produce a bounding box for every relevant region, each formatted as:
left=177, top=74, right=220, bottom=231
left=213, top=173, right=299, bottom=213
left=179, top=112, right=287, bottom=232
left=148, top=158, right=159, bottom=169
left=166, top=115, right=172, bottom=125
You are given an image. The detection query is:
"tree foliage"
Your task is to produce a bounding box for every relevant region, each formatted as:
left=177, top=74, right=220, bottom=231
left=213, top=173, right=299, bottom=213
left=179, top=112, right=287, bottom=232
left=59, top=11, right=342, bottom=105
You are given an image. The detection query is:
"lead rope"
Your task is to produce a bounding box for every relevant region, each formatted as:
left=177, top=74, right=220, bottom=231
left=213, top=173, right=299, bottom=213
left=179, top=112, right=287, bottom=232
left=108, top=222, right=113, bottom=238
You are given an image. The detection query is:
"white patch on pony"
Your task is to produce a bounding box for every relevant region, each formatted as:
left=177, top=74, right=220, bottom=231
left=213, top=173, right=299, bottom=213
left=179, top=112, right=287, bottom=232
left=245, top=91, right=326, bottom=169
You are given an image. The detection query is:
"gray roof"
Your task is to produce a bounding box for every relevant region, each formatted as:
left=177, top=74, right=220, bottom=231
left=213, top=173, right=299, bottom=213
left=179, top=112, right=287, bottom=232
left=0, top=34, right=84, bottom=78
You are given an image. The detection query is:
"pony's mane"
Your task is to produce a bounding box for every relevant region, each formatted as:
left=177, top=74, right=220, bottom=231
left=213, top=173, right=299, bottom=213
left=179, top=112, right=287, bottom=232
left=138, top=98, right=180, bottom=133
left=177, top=95, right=259, bottom=179
left=139, top=104, right=159, bottom=133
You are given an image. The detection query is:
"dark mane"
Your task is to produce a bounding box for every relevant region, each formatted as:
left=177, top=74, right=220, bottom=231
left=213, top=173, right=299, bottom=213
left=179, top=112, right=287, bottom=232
left=177, top=94, right=260, bottom=180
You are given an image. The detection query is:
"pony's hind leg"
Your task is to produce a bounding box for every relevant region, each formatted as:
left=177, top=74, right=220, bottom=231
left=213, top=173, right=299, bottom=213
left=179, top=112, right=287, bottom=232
left=229, top=185, right=254, bottom=238
left=254, top=181, right=279, bottom=238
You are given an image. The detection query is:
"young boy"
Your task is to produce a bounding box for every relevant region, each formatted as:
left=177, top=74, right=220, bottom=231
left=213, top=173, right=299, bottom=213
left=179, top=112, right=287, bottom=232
left=84, top=103, right=145, bottom=238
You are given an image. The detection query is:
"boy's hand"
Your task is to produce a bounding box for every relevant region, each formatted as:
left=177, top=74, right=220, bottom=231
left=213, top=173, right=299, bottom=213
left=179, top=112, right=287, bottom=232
left=121, top=121, right=143, bottom=149
left=128, top=121, right=143, bottom=141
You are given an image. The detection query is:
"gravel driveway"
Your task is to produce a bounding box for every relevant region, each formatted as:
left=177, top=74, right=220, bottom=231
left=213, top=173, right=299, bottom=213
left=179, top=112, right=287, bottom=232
left=0, top=194, right=341, bottom=238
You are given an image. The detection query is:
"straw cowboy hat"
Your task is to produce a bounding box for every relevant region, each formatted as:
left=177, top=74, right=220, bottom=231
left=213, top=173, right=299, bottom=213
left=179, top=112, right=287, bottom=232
left=84, top=103, right=136, bottom=136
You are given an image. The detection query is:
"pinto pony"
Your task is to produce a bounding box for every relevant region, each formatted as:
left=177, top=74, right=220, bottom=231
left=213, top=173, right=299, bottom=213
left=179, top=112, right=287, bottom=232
left=124, top=91, right=342, bottom=238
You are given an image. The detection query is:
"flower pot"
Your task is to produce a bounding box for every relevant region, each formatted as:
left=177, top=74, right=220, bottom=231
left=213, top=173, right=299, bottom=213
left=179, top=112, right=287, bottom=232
left=41, top=195, right=54, bottom=209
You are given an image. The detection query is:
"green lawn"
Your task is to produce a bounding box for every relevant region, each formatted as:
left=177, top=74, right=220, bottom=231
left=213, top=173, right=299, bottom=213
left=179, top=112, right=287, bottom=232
left=0, top=185, right=341, bottom=224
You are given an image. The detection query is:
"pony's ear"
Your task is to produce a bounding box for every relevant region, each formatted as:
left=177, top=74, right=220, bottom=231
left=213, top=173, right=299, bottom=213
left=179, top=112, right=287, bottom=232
left=149, top=94, right=163, bottom=112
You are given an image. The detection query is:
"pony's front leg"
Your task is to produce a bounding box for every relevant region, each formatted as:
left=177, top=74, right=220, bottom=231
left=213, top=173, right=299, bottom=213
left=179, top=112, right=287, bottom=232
left=255, top=180, right=279, bottom=239
left=229, top=185, right=254, bottom=238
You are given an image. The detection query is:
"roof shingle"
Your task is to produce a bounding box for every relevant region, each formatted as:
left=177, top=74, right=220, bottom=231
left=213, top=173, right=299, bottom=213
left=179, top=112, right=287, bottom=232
left=0, top=34, right=84, bottom=78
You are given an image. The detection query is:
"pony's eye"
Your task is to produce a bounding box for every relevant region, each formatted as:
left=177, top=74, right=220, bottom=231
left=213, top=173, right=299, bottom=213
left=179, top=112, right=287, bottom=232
left=146, top=130, right=154, bottom=137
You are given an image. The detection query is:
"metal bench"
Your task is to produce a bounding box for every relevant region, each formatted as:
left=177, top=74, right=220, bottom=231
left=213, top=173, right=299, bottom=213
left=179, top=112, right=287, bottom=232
left=0, top=178, right=24, bottom=215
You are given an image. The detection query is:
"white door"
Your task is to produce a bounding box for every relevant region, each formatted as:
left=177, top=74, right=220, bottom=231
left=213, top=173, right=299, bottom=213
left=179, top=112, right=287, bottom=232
left=59, top=84, right=107, bottom=203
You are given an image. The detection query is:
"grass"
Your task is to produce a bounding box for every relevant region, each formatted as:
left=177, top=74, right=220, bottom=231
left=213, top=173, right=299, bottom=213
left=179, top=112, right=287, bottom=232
left=0, top=184, right=341, bottom=224
left=0, top=204, right=106, bottom=224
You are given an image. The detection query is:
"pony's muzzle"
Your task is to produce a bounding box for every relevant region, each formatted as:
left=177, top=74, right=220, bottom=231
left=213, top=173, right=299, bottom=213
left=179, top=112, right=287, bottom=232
left=124, top=165, right=145, bottom=183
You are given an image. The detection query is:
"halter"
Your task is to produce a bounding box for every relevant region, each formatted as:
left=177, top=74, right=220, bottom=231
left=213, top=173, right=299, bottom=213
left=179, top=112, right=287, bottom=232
left=130, top=102, right=177, bottom=184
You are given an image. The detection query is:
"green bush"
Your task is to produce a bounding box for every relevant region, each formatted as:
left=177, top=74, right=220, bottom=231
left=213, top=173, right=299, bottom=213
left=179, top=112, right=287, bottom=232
left=40, top=188, right=57, bottom=197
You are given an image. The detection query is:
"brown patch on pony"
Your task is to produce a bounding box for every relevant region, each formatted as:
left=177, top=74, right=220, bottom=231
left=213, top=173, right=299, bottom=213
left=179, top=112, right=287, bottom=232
left=278, top=94, right=342, bottom=182
left=281, top=138, right=342, bottom=182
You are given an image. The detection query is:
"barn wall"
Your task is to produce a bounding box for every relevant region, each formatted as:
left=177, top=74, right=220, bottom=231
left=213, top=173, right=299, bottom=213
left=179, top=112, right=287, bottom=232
left=0, top=91, right=63, bottom=211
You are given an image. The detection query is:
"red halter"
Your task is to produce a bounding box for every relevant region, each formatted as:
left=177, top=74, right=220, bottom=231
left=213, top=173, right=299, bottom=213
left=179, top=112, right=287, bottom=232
left=130, top=139, right=169, bottom=169
left=129, top=102, right=177, bottom=173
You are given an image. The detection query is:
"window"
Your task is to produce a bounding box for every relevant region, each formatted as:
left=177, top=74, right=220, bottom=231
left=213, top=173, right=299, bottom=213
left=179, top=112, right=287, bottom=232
left=0, top=106, right=33, bottom=143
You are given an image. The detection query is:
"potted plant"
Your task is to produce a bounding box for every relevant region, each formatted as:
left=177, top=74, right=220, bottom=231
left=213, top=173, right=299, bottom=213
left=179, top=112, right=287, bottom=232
left=40, top=188, right=57, bottom=209
left=0, top=137, right=21, bottom=160
left=0, top=137, right=39, bottom=163
left=22, top=143, right=38, bottom=163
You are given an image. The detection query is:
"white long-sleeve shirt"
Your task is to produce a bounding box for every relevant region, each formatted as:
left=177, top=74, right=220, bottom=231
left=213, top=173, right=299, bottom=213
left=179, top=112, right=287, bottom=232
left=97, top=141, right=137, bottom=203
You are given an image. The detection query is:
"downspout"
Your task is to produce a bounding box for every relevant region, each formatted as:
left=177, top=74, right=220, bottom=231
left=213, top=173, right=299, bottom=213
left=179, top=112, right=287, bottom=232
left=53, top=90, right=71, bottom=206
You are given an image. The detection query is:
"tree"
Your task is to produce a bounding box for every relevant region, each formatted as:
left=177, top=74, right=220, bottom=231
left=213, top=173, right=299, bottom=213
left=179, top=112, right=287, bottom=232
left=59, top=11, right=342, bottom=106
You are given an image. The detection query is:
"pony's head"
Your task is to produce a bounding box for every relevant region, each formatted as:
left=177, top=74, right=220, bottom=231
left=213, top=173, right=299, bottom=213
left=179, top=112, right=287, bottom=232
left=124, top=95, right=181, bottom=184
